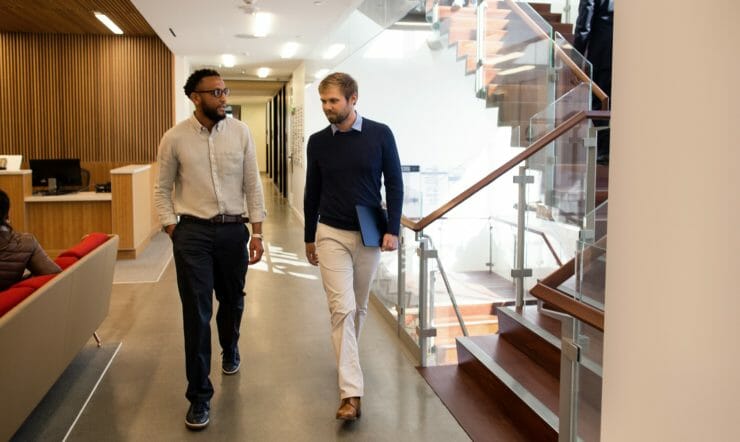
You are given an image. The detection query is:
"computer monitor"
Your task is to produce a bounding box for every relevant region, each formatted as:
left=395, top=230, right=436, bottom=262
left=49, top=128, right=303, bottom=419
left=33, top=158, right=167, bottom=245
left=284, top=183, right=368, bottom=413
left=29, top=159, right=83, bottom=190
left=0, top=155, right=22, bottom=171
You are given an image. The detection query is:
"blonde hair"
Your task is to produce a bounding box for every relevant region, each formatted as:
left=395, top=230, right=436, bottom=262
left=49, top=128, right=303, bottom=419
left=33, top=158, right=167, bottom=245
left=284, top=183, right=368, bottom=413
left=318, top=72, right=358, bottom=100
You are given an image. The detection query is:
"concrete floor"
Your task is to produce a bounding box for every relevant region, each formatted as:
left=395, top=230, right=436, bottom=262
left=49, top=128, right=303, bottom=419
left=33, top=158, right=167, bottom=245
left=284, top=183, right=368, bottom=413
left=66, top=180, right=470, bottom=441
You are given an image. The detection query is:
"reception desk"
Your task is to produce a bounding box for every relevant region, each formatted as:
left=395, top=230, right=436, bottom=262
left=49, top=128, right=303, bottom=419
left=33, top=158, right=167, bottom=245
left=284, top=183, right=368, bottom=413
left=0, top=165, right=159, bottom=259
left=25, top=192, right=112, bottom=256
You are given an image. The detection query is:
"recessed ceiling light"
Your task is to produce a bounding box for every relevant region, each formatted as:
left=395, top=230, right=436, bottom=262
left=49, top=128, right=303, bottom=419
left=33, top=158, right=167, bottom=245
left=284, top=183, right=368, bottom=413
left=280, top=42, right=299, bottom=59
left=256, top=67, right=271, bottom=78
left=222, top=54, right=236, bottom=67
left=322, top=44, right=345, bottom=60
left=253, top=12, right=272, bottom=38
left=314, top=69, right=330, bottom=80
left=94, top=12, right=123, bottom=35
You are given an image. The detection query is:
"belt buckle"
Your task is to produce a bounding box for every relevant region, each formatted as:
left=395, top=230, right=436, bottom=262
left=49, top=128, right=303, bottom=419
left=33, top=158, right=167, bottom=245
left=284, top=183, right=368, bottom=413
left=218, top=214, right=225, bottom=223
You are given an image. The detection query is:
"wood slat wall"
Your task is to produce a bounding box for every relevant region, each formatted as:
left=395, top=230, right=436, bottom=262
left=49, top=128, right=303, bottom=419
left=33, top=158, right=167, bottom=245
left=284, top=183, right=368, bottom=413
left=0, top=33, right=173, bottom=164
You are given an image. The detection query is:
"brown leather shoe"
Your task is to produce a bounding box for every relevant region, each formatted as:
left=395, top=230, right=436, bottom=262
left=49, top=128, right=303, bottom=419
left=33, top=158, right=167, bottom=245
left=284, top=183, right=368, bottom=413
left=335, top=397, right=361, bottom=420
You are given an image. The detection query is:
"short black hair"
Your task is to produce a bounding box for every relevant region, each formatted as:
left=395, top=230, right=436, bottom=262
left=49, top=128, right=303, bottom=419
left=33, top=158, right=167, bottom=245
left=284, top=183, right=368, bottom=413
left=0, top=188, right=11, bottom=230
left=183, top=69, right=221, bottom=97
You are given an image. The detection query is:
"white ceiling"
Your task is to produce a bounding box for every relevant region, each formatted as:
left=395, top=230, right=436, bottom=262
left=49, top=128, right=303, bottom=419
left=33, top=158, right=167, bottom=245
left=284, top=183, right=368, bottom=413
left=130, top=0, right=366, bottom=81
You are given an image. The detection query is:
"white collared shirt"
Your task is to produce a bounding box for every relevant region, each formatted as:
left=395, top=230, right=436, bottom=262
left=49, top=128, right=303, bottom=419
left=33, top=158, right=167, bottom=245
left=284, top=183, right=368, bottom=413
left=330, top=113, right=363, bottom=135
left=154, top=115, right=266, bottom=227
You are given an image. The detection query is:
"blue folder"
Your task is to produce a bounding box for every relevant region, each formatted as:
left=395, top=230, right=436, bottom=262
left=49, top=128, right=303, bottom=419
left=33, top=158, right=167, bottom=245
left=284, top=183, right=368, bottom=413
left=355, top=205, right=388, bottom=247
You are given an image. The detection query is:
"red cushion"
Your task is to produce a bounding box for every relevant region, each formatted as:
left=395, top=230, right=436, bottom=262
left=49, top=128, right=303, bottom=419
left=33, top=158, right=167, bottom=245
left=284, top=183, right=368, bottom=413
left=0, top=286, right=35, bottom=318
left=58, top=232, right=109, bottom=259
left=12, top=274, right=57, bottom=290
left=54, top=256, right=79, bottom=270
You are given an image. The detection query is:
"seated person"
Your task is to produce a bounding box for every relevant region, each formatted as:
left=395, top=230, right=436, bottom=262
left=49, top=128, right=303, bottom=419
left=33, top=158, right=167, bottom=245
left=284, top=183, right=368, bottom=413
left=0, top=189, right=61, bottom=291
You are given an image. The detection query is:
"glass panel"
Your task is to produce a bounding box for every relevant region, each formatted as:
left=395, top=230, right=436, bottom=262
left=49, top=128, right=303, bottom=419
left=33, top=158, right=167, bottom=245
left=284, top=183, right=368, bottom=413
left=571, top=200, right=607, bottom=308
left=576, top=320, right=603, bottom=441
left=304, top=0, right=418, bottom=82
left=372, top=227, right=421, bottom=345
left=473, top=0, right=556, bottom=147
left=419, top=168, right=523, bottom=365
left=524, top=116, right=593, bottom=287
left=529, top=81, right=591, bottom=142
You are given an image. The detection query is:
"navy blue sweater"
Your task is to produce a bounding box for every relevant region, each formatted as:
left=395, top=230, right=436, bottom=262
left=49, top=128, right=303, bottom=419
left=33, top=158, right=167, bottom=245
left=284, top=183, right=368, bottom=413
left=304, top=118, right=403, bottom=243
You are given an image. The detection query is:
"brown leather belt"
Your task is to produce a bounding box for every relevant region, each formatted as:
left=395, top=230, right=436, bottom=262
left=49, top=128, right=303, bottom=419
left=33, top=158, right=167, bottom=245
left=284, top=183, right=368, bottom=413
left=180, top=214, right=248, bottom=224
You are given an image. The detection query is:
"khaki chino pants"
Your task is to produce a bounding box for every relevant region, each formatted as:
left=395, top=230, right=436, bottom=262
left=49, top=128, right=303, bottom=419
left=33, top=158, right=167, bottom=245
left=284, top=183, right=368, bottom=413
left=316, top=223, right=381, bottom=399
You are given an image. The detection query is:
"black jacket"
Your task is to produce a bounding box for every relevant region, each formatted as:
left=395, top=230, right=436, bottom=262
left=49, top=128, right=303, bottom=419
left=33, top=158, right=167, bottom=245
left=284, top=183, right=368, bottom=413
left=574, top=0, right=614, bottom=70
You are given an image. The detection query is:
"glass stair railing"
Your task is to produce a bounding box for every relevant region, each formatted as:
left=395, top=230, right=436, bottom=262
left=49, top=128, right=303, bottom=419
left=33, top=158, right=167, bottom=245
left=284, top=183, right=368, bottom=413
left=425, top=0, right=597, bottom=147
left=368, top=1, right=607, bottom=367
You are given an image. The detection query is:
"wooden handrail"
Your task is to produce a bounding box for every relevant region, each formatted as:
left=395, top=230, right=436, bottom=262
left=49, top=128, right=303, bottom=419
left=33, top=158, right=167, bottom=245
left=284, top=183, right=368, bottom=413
left=402, top=110, right=609, bottom=232
left=530, top=282, right=605, bottom=331
left=502, top=0, right=609, bottom=110
left=529, top=233, right=608, bottom=330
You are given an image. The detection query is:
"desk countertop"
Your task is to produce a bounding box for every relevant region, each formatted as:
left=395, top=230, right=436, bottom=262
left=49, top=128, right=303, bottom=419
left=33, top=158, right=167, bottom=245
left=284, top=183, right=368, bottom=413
left=25, top=191, right=112, bottom=203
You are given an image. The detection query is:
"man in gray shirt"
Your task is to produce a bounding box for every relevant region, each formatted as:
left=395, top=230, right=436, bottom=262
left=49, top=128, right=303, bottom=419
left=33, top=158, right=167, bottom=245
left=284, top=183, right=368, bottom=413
left=154, top=69, right=266, bottom=431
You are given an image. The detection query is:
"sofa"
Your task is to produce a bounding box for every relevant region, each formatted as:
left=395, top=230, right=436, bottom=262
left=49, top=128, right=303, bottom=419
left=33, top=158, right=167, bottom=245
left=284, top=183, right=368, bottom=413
left=0, top=233, right=119, bottom=441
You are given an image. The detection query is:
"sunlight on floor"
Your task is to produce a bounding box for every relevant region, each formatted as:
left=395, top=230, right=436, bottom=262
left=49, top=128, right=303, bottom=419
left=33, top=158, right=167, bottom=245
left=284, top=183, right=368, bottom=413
left=249, top=243, right=319, bottom=280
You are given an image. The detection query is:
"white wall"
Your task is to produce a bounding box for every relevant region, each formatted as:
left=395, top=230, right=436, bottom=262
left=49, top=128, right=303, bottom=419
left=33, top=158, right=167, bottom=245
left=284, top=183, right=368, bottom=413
left=296, top=29, right=511, bottom=211
left=173, top=55, right=192, bottom=123
left=292, top=28, right=520, bottom=271
left=287, top=63, right=306, bottom=222
left=240, top=103, right=268, bottom=172
left=601, top=1, right=740, bottom=440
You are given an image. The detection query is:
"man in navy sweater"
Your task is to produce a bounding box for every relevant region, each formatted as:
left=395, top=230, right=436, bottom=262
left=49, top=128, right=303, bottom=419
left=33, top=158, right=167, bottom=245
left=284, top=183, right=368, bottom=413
left=304, top=72, right=403, bottom=421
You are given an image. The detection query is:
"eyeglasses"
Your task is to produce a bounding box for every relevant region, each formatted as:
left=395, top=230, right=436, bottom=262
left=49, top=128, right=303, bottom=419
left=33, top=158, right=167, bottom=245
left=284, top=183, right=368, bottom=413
left=194, top=88, right=230, bottom=98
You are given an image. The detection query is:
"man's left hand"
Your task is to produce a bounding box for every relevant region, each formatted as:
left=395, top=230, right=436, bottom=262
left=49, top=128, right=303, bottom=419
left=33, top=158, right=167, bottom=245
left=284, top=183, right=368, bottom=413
left=381, top=234, right=399, bottom=252
left=249, top=237, right=264, bottom=264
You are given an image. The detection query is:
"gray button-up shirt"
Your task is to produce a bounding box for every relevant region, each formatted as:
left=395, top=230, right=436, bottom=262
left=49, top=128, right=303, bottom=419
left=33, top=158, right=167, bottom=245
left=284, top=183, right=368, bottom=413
left=154, top=115, right=266, bottom=227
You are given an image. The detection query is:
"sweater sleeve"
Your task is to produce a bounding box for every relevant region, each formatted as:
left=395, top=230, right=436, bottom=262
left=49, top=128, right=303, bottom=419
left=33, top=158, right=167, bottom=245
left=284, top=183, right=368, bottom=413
left=381, top=126, right=404, bottom=236
left=304, top=135, right=322, bottom=242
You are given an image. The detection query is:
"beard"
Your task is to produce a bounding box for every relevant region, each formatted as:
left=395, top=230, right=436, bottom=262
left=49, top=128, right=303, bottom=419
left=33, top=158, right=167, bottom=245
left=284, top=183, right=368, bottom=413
left=325, top=108, right=350, bottom=125
left=203, top=104, right=226, bottom=123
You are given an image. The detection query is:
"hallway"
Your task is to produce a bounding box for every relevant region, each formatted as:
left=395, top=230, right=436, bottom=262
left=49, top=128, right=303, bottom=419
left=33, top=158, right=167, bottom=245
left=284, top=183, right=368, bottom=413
left=62, top=180, right=469, bottom=441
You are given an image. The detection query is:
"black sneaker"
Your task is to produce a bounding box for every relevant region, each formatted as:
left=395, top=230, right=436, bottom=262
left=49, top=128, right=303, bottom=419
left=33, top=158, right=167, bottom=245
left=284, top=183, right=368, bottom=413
left=185, top=401, right=210, bottom=430
left=222, top=351, right=240, bottom=375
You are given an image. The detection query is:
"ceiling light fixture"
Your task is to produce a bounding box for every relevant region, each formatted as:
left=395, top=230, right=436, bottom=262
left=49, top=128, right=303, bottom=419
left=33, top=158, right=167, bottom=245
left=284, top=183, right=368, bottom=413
left=322, top=43, right=345, bottom=60
left=253, top=12, right=272, bottom=38
left=280, top=42, right=300, bottom=59
left=256, top=67, right=271, bottom=78
left=94, top=12, right=123, bottom=35
left=222, top=54, right=236, bottom=67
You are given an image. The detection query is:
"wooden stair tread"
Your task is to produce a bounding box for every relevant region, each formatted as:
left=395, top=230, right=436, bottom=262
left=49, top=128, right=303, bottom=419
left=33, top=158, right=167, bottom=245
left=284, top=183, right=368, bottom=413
left=516, top=304, right=562, bottom=338
left=462, top=334, right=559, bottom=414
left=496, top=305, right=561, bottom=377
left=527, top=2, right=552, bottom=14
left=417, top=364, right=533, bottom=441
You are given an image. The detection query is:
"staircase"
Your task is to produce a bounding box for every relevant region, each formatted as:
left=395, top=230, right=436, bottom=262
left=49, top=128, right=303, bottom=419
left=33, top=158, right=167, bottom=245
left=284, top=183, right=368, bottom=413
left=528, top=2, right=574, bottom=43
left=419, top=290, right=604, bottom=441
left=412, top=3, right=607, bottom=440
left=428, top=1, right=583, bottom=147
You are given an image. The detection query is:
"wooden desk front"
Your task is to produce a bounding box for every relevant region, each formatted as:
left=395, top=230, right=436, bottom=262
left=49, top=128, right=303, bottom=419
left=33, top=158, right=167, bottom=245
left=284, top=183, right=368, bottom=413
left=25, top=192, right=112, bottom=256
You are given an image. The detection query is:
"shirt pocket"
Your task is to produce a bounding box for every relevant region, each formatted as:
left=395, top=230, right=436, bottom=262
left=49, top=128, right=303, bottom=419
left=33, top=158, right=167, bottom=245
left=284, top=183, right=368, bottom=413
left=220, top=150, right=244, bottom=177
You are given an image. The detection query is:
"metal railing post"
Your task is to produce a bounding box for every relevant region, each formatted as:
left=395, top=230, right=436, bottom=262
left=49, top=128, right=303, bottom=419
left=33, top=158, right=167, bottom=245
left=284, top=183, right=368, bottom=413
left=475, top=1, right=488, bottom=98
left=397, top=233, right=406, bottom=336
left=584, top=126, right=598, bottom=231
left=417, top=232, right=431, bottom=366
left=513, top=166, right=534, bottom=308
left=559, top=316, right=581, bottom=442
